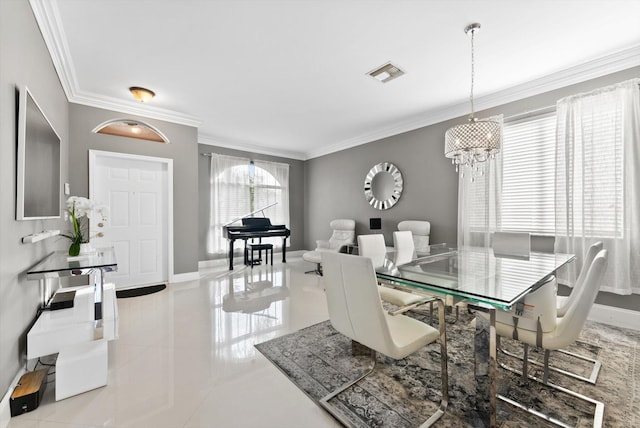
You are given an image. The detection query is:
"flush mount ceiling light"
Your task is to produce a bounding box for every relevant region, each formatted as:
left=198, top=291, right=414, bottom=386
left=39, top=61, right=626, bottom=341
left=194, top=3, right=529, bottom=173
left=367, top=62, right=405, bottom=83
left=129, top=86, right=155, bottom=103
left=92, top=118, right=170, bottom=143
left=444, top=23, right=502, bottom=177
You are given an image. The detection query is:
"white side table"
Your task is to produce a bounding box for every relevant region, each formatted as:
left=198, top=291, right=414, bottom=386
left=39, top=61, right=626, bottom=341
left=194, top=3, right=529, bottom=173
left=27, top=284, right=118, bottom=400
left=26, top=249, right=118, bottom=400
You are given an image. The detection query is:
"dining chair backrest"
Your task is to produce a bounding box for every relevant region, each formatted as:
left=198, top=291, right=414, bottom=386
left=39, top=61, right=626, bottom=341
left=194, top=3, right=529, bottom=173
left=321, top=251, right=394, bottom=353
left=551, top=249, right=608, bottom=349
left=575, top=241, right=604, bottom=291
left=397, top=221, right=430, bottom=253
left=557, top=241, right=603, bottom=317
left=393, top=230, right=415, bottom=265
left=357, top=234, right=387, bottom=269
left=492, top=231, right=531, bottom=258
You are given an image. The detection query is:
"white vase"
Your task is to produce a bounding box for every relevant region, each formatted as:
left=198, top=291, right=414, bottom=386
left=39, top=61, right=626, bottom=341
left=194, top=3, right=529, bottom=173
left=79, top=242, right=93, bottom=255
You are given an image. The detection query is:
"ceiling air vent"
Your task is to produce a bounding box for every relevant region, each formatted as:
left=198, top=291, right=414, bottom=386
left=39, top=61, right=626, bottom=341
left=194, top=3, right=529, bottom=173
left=367, top=62, right=405, bottom=83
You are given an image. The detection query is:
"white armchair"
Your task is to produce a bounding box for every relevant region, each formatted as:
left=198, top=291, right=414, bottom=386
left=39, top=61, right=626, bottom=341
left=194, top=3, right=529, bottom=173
left=397, top=220, right=431, bottom=254
left=302, top=219, right=355, bottom=275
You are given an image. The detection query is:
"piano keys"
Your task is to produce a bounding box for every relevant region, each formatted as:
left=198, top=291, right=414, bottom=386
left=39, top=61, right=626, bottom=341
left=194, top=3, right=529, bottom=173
left=222, top=217, right=291, bottom=270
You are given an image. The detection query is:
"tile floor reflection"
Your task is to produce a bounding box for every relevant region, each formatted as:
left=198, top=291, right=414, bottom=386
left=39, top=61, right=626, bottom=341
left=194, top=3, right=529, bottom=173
left=8, top=257, right=339, bottom=428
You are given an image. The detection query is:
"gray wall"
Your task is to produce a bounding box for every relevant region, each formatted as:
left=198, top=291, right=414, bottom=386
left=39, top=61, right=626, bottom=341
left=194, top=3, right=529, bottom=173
left=198, top=144, right=305, bottom=260
left=305, top=121, right=458, bottom=248
left=68, top=104, right=199, bottom=275
left=305, top=65, right=640, bottom=311
left=0, top=0, right=69, bottom=396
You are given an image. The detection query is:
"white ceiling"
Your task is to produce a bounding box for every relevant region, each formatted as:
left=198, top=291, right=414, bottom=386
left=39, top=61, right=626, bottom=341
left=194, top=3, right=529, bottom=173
left=31, top=0, right=640, bottom=160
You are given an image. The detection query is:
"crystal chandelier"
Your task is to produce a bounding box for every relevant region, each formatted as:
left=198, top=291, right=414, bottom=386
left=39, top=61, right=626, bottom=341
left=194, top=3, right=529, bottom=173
left=445, top=23, right=501, bottom=175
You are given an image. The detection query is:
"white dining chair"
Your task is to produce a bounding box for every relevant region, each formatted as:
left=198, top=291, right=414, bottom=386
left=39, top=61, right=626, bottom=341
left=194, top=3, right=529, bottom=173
left=494, top=249, right=608, bottom=427
left=319, top=251, right=448, bottom=427
left=492, top=231, right=531, bottom=258
left=393, top=230, right=415, bottom=265
left=549, top=241, right=605, bottom=384
left=358, top=234, right=433, bottom=315
left=557, top=241, right=603, bottom=316
left=497, top=240, right=604, bottom=385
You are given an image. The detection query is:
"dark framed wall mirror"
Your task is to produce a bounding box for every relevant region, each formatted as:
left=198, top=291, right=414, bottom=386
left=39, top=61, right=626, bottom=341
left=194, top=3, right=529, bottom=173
left=363, top=162, right=403, bottom=210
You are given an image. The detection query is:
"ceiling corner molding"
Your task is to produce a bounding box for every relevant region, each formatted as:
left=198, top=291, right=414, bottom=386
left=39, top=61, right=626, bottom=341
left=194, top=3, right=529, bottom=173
left=199, top=135, right=307, bottom=161
left=29, top=0, right=78, bottom=101
left=71, top=91, right=201, bottom=128
left=476, top=44, right=640, bottom=110
left=30, top=0, right=202, bottom=129
left=304, top=102, right=469, bottom=160
left=304, top=44, right=640, bottom=160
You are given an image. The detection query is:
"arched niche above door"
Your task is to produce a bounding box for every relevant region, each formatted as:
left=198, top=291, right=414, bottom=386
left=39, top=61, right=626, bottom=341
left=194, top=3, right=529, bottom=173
left=92, top=118, right=170, bottom=143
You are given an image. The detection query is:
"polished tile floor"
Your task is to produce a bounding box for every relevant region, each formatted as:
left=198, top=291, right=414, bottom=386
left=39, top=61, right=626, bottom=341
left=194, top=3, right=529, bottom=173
left=9, top=256, right=340, bottom=428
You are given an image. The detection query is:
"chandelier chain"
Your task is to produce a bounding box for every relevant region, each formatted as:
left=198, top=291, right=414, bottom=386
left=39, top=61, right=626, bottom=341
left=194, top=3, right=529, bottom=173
left=469, top=27, right=475, bottom=119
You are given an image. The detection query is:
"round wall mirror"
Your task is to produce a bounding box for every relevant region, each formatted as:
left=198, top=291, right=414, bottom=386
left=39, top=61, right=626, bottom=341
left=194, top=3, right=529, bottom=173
left=363, top=162, right=403, bottom=210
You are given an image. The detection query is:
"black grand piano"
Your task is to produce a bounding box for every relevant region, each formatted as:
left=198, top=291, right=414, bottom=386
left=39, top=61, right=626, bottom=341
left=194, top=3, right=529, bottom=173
left=222, top=216, right=290, bottom=270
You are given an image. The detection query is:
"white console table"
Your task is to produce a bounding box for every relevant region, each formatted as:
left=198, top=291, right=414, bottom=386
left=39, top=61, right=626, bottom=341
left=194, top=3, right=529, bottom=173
left=26, top=249, right=118, bottom=400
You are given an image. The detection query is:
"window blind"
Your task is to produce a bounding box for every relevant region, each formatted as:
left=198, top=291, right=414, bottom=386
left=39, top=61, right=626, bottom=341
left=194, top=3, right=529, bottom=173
left=501, top=112, right=556, bottom=235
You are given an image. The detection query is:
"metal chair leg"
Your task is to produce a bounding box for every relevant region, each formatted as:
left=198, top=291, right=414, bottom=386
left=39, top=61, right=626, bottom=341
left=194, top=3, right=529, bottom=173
left=304, top=263, right=323, bottom=276
left=497, top=361, right=604, bottom=428
left=319, top=348, right=377, bottom=427
left=499, top=340, right=602, bottom=384
left=497, top=337, right=604, bottom=427
left=426, top=299, right=449, bottom=427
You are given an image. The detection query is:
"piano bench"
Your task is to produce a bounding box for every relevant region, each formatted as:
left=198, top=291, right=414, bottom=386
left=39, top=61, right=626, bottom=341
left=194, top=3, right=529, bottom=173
left=247, top=243, right=273, bottom=267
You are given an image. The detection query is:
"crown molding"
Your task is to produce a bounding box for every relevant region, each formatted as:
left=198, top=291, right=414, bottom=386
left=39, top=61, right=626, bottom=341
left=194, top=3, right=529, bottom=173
left=70, top=91, right=201, bottom=128
left=30, top=0, right=200, bottom=128
left=30, top=0, right=77, bottom=101
left=305, top=44, right=640, bottom=160
left=199, top=135, right=307, bottom=161
left=30, top=0, right=640, bottom=158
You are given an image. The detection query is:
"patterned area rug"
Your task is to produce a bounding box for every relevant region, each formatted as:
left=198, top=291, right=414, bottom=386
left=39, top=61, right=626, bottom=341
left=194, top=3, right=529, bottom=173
left=255, top=308, right=640, bottom=427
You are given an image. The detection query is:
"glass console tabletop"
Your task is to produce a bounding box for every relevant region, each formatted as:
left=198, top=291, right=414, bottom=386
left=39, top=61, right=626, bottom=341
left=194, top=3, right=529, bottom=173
left=27, top=247, right=117, bottom=340
left=27, top=247, right=117, bottom=279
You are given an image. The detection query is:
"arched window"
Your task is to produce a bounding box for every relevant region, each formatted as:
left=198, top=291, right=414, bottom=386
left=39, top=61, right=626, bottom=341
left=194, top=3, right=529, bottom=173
left=207, top=154, right=289, bottom=254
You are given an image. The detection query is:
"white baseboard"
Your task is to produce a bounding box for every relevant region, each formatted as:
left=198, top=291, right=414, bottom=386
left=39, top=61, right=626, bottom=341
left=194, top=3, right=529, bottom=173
left=287, top=250, right=307, bottom=258
left=169, top=271, right=200, bottom=283
left=198, top=258, right=227, bottom=269
left=589, top=303, right=640, bottom=331
left=0, top=368, right=26, bottom=428
left=197, top=250, right=308, bottom=270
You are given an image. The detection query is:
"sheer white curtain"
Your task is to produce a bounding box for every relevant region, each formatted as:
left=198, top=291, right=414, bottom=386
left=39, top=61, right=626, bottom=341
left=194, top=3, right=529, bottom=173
left=253, top=159, right=290, bottom=248
left=207, top=154, right=250, bottom=254
left=457, top=115, right=503, bottom=249
left=555, top=78, right=640, bottom=294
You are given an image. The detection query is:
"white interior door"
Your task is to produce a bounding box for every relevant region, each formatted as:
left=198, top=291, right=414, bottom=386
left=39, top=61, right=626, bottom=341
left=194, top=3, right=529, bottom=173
left=90, top=151, right=171, bottom=289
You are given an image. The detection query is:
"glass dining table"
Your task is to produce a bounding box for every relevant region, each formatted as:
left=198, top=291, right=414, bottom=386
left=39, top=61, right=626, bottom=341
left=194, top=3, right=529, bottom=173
left=376, top=243, right=575, bottom=427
